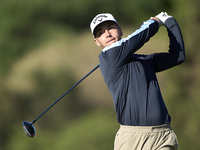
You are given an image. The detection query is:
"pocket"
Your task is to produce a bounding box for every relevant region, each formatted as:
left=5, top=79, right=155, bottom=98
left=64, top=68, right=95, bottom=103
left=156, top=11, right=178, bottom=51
left=170, top=130, right=178, bottom=149
left=114, top=132, right=120, bottom=150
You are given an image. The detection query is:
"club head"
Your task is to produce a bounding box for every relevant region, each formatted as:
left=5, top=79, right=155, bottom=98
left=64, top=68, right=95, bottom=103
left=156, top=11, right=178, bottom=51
left=22, top=121, right=36, bottom=138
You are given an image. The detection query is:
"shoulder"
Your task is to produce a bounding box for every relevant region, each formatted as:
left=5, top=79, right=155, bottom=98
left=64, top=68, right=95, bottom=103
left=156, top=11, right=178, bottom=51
left=102, top=20, right=159, bottom=53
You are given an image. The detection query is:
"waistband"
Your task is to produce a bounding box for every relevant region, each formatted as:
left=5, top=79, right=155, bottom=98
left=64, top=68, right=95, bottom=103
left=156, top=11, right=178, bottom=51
left=119, top=124, right=172, bottom=133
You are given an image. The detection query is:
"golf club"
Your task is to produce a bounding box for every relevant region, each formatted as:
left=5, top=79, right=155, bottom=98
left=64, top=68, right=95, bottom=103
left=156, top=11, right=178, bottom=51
left=22, top=64, right=100, bottom=137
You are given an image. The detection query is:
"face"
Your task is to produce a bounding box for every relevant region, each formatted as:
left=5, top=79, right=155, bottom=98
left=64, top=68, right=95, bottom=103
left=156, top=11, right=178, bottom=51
left=94, top=22, right=123, bottom=49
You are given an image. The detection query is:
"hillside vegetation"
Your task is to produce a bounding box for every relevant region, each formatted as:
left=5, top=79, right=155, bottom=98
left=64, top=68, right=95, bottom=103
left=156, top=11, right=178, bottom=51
left=0, top=0, right=200, bottom=150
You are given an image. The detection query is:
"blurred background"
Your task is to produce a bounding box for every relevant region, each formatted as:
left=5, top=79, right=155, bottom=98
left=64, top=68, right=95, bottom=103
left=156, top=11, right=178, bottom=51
left=0, top=0, right=199, bottom=149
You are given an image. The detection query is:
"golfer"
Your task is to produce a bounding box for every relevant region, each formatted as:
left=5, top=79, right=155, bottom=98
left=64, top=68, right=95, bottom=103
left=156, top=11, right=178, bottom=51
left=90, top=12, right=185, bottom=150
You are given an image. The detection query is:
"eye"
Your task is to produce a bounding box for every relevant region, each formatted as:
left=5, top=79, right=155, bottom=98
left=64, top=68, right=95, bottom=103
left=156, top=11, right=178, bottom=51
left=99, top=31, right=104, bottom=35
left=96, top=30, right=105, bottom=37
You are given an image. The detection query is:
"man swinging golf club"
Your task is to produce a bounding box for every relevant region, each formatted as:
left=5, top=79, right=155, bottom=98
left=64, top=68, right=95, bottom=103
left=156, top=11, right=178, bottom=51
left=90, top=12, right=185, bottom=149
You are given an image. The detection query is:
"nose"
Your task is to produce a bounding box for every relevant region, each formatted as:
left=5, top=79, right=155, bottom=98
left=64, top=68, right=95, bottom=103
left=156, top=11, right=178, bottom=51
left=105, top=29, right=111, bottom=37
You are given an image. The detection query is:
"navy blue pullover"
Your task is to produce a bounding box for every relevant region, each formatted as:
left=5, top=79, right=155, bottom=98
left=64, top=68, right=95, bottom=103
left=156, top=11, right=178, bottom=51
left=99, top=18, right=185, bottom=126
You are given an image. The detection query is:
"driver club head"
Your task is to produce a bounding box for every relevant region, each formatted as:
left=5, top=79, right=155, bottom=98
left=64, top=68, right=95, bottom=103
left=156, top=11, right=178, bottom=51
left=22, top=121, right=36, bottom=138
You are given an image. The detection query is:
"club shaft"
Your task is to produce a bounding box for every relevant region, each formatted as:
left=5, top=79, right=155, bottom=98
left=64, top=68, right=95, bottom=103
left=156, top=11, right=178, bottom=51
left=31, top=64, right=100, bottom=124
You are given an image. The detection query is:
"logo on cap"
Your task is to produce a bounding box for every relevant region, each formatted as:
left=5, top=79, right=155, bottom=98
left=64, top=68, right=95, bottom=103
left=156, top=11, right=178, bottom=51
left=93, top=15, right=108, bottom=24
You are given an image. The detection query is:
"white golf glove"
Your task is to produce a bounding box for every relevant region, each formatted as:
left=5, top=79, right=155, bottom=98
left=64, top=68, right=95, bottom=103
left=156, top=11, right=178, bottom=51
left=156, top=12, right=172, bottom=26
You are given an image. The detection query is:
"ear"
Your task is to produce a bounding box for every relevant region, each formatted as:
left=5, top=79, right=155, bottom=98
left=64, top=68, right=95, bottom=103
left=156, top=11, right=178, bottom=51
left=94, top=39, right=101, bottom=47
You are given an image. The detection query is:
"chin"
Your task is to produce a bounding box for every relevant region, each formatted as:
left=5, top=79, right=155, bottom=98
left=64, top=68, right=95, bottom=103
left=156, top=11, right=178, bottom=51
left=108, top=41, right=116, bottom=46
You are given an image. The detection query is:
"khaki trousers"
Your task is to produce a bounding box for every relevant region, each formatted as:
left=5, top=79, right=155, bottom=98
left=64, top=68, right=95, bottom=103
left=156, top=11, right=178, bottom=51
left=114, top=124, right=178, bottom=150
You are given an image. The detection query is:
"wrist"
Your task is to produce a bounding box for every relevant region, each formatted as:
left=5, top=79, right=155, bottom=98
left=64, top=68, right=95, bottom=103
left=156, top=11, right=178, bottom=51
left=150, top=17, right=163, bottom=27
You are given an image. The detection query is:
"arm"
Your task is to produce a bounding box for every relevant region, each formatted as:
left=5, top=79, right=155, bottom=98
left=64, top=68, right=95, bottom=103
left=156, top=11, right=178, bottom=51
left=102, top=19, right=159, bottom=67
left=151, top=14, right=185, bottom=72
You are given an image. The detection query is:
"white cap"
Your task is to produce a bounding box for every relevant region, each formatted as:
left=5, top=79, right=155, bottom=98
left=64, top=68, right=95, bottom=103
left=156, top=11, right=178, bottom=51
left=90, top=13, right=119, bottom=37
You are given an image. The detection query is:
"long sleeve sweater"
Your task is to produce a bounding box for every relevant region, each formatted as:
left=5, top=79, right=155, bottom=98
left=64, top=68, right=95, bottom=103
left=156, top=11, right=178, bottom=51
left=99, top=18, right=185, bottom=126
